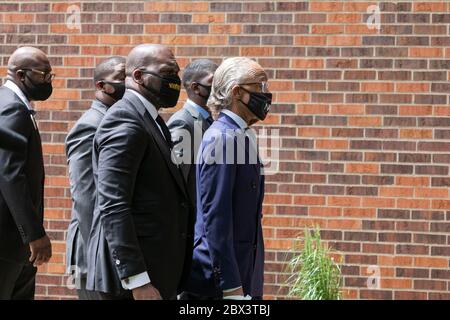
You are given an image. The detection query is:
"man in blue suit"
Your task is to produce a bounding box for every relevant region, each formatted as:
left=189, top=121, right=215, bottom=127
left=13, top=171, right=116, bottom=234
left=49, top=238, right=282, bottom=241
left=182, top=57, right=272, bottom=300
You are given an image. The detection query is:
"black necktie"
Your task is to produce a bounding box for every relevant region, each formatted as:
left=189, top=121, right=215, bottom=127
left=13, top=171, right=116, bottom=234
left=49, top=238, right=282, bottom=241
left=155, top=115, right=173, bottom=149
left=28, top=109, right=38, bottom=131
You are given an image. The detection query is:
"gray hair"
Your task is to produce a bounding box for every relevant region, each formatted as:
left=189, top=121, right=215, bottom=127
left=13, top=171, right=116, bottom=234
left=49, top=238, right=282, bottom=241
left=207, top=57, right=265, bottom=112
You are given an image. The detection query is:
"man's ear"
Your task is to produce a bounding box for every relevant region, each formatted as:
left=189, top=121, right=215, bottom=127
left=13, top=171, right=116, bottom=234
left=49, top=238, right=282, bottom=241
left=190, top=82, right=199, bottom=94
left=95, top=80, right=105, bottom=91
left=132, top=69, right=143, bottom=84
left=231, top=85, right=241, bottom=99
left=16, top=70, right=26, bottom=82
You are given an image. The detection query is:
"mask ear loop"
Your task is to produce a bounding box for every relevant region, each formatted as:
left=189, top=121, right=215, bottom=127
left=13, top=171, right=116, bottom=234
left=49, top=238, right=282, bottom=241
left=195, top=83, right=211, bottom=99
left=237, top=86, right=251, bottom=107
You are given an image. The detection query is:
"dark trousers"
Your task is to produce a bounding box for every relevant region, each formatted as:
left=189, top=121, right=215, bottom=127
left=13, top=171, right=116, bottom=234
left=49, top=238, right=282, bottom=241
left=76, top=277, right=106, bottom=300
left=0, top=258, right=37, bottom=300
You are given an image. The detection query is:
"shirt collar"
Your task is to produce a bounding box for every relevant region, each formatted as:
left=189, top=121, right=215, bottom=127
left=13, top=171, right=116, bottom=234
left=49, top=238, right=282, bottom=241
left=128, top=89, right=158, bottom=120
left=91, top=99, right=109, bottom=113
left=4, top=80, right=33, bottom=111
left=185, top=99, right=211, bottom=120
left=221, top=109, right=248, bottom=130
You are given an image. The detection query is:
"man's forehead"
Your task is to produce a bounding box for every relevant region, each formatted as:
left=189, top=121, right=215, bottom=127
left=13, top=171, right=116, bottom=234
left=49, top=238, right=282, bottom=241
left=29, top=56, right=51, bottom=70
left=157, top=58, right=179, bottom=71
left=249, top=68, right=268, bottom=81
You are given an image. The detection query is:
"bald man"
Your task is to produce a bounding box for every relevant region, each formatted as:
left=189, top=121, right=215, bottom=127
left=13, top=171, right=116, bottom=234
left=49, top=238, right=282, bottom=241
left=86, top=44, right=194, bottom=300
left=65, top=56, right=125, bottom=300
left=0, top=46, right=53, bottom=299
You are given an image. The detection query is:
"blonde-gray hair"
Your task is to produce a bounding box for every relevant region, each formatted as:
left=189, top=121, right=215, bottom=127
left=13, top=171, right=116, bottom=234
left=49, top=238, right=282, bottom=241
left=207, top=57, right=265, bottom=112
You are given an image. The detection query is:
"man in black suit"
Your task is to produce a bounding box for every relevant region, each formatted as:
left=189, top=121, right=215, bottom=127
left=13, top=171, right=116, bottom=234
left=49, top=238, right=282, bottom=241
left=167, top=59, right=218, bottom=208
left=65, top=56, right=125, bottom=299
left=0, top=46, right=53, bottom=299
left=86, top=44, right=194, bottom=300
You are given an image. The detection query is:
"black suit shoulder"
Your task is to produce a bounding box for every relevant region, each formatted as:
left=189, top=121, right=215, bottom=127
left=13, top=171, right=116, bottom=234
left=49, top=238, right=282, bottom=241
left=0, top=91, right=33, bottom=138
left=94, top=100, right=147, bottom=147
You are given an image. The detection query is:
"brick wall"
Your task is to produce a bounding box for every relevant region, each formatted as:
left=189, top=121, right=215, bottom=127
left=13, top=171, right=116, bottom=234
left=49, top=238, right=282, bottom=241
left=1, top=1, right=449, bottom=300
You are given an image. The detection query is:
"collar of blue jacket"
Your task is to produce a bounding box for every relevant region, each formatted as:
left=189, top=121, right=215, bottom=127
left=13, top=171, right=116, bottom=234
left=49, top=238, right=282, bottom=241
left=221, top=109, right=248, bottom=130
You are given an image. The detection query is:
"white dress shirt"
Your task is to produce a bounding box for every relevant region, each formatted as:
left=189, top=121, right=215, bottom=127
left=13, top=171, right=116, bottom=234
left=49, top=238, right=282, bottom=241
left=128, top=89, right=167, bottom=141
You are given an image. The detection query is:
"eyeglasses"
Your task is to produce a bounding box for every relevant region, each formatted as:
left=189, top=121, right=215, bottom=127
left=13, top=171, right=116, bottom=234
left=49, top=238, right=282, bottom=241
left=238, top=81, right=270, bottom=93
left=20, top=68, right=55, bottom=82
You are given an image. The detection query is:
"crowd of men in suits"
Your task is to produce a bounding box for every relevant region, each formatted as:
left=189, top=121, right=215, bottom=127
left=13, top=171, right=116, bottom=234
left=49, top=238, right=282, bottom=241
left=0, top=44, right=272, bottom=300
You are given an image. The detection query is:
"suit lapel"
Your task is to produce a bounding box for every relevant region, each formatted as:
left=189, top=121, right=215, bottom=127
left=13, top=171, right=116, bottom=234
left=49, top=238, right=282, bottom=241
left=218, top=113, right=261, bottom=175
left=124, top=92, right=189, bottom=199
left=184, top=102, right=211, bottom=133
left=199, top=114, right=211, bottom=133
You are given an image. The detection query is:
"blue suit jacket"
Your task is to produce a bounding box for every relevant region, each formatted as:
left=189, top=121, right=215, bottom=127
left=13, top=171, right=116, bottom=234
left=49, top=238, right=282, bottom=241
left=185, top=112, right=265, bottom=297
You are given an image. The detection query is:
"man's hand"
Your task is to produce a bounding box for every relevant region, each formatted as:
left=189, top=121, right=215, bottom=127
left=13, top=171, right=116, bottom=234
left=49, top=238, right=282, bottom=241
left=223, top=287, right=244, bottom=298
left=132, top=283, right=162, bottom=300
left=29, top=234, right=52, bottom=267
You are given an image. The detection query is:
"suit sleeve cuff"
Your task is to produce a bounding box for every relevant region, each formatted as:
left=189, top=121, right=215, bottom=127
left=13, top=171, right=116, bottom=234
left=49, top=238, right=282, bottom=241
left=121, top=272, right=151, bottom=290
left=223, top=295, right=252, bottom=300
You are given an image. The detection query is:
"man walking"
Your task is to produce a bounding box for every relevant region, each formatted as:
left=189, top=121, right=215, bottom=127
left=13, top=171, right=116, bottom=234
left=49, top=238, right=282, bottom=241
left=87, top=44, right=195, bottom=300
left=0, top=47, right=53, bottom=299
left=65, top=56, right=125, bottom=299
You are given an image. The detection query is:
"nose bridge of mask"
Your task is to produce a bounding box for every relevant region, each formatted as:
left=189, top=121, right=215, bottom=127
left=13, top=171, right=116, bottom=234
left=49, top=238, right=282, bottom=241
left=195, top=83, right=211, bottom=99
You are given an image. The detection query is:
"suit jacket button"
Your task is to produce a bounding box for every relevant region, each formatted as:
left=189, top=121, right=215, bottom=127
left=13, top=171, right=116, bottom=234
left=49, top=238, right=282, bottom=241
left=115, top=259, right=121, bottom=265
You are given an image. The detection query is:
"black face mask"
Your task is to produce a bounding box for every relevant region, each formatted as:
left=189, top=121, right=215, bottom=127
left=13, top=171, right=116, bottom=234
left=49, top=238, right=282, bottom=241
left=103, top=81, right=125, bottom=101
left=141, top=71, right=181, bottom=108
left=196, top=83, right=212, bottom=100
left=24, top=75, right=53, bottom=101
left=239, top=87, right=272, bottom=120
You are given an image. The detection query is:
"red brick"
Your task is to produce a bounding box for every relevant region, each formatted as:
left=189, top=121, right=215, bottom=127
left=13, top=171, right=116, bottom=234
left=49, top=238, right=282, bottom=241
left=13, top=0, right=450, bottom=301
